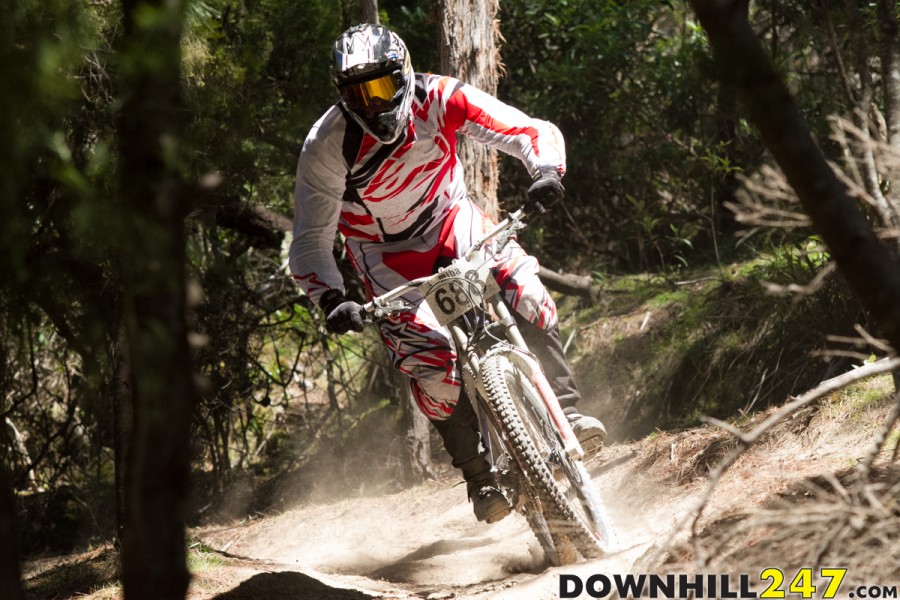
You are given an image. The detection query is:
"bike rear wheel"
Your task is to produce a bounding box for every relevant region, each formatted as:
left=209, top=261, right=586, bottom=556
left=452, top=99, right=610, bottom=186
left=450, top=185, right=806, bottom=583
left=481, top=353, right=612, bottom=564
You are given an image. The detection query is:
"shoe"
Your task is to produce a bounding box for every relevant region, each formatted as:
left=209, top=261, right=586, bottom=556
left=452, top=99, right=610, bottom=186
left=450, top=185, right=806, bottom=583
left=467, top=479, right=512, bottom=523
left=565, top=409, right=607, bottom=454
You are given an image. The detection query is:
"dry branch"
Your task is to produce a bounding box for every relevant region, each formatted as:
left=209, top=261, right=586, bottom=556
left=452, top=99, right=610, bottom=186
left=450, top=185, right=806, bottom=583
left=690, top=0, right=900, bottom=353
left=538, top=266, right=601, bottom=301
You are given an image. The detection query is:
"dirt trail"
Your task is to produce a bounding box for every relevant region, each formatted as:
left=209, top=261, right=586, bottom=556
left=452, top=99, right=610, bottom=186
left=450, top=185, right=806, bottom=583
left=195, top=377, right=896, bottom=599
left=195, top=419, right=878, bottom=599
left=200, top=447, right=673, bottom=599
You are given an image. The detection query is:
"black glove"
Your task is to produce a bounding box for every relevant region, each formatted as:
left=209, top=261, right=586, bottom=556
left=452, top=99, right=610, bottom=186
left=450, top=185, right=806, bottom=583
left=526, top=166, right=565, bottom=214
left=319, top=289, right=365, bottom=334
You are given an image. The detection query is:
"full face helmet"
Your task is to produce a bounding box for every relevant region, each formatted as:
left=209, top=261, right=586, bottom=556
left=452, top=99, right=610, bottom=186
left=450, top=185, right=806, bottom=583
left=331, top=24, right=414, bottom=144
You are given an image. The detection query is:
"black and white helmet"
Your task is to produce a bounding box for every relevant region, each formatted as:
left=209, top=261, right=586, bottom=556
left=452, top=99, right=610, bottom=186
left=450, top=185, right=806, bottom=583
left=331, top=24, right=414, bottom=144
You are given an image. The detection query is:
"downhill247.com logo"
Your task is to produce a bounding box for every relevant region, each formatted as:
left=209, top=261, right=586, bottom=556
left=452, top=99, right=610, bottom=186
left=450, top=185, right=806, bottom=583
left=559, top=569, right=898, bottom=599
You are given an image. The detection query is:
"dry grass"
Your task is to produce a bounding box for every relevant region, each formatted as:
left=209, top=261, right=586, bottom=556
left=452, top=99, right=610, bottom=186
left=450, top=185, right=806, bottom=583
left=23, top=545, right=118, bottom=600
left=642, top=369, right=900, bottom=590
left=22, top=544, right=270, bottom=600
left=664, top=467, right=900, bottom=587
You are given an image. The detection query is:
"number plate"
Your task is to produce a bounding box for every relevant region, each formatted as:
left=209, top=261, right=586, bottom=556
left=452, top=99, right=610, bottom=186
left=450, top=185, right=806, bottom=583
left=422, top=259, right=501, bottom=326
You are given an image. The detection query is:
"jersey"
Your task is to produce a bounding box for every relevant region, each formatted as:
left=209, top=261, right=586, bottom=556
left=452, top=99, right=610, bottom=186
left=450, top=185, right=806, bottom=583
left=289, top=73, right=566, bottom=305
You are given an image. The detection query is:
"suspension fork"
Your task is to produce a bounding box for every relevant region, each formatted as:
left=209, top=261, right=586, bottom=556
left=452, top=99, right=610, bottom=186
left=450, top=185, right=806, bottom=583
left=490, top=298, right=585, bottom=461
left=448, top=320, right=499, bottom=460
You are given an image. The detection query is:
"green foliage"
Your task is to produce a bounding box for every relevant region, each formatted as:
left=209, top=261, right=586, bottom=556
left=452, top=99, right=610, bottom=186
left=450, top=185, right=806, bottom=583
left=744, top=235, right=830, bottom=285
left=380, top=0, right=439, bottom=73
left=573, top=263, right=865, bottom=439
left=1, top=0, right=97, bottom=291
left=183, top=0, right=343, bottom=214
left=496, top=0, right=749, bottom=271
left=187, top=543, right=226, bottom=572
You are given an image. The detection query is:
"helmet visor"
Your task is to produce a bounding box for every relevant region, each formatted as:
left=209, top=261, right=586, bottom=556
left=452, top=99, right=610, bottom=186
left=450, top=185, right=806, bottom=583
left=339, top=71, right=405, bottom=113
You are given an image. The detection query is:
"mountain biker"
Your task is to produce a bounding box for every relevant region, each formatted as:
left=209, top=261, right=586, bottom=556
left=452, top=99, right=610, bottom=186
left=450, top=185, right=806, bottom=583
left=290, top=23, right=607, bottom=524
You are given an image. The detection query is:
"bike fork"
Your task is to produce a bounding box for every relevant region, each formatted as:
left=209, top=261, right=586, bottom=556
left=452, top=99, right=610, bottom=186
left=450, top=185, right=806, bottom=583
left=490, top=299, right=585, bottom=462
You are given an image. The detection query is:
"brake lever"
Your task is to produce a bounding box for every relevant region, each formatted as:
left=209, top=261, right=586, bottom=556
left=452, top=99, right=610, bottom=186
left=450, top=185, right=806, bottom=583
left=494, top=209, right=527, bottom=254
left=369, top=299, right=414, bottom=320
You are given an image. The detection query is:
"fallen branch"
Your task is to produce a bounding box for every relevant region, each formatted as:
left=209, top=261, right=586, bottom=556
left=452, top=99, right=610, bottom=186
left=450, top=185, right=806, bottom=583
left=538, top=266, right=601, bottom=301
left=215, top=202, right=292, bottom=249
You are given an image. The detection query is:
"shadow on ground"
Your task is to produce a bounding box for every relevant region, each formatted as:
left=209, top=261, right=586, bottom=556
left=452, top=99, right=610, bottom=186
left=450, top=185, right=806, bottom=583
left=211, top=571, right=375, bottom=600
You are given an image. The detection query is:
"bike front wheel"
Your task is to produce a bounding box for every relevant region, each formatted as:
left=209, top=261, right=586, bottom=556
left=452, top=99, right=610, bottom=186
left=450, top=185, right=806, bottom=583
left=481, top=353, right=613, bottom=564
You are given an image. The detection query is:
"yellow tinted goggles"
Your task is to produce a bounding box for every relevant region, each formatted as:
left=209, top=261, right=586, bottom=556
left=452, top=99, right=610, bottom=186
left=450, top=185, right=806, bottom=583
left=340, top=72, right=404, bottom=111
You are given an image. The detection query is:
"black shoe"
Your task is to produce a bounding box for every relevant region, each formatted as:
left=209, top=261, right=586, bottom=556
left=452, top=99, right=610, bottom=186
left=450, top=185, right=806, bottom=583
left=565, top=409, right=607, bottom=454
left=467, top=479, right=512, bottom=523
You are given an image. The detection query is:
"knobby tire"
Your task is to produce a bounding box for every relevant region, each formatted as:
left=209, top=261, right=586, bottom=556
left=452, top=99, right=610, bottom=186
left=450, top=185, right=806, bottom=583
left=481, top=354, right=604, bottom=564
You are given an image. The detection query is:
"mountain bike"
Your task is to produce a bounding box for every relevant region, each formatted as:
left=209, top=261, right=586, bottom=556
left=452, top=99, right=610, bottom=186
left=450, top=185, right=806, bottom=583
left=362, top=208, right=618, bottom=565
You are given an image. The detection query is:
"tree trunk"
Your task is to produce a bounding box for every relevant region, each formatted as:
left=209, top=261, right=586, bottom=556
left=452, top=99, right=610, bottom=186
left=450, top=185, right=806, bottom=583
left=400, top=387, right=436, bottom=484
left=689, top=0, right=900, bottom=353
left=116, top=1, right=199, bottom=599
left=710, top=1, right=747, bottom=239
left=438, top=0, right=501, bottom=219
left=845, top=0, right=899, bottom=228
left=0, top=2, right=32, bottom=593
left=877, top=0, right=900, bottom=240
left=359, top=0, right=379, bottom=24
left=0, top=465, right=24, bottom=600
left=112, top=320, right=133, bottom=546
left=380, top=352, right=436, bottom=483
left=879, top=0, right=900, bottom=149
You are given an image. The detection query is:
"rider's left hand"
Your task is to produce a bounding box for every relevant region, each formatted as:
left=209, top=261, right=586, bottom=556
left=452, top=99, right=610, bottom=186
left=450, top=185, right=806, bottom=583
left=319, top=290, right=365, bottom=334
left=526, top=166, right=565, bottom=214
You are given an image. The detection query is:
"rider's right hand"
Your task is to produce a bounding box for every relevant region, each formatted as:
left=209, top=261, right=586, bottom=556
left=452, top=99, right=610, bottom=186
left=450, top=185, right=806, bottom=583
left=319, top=290, right=365, bottom=334
left=526, top=165, right=565, bottom=214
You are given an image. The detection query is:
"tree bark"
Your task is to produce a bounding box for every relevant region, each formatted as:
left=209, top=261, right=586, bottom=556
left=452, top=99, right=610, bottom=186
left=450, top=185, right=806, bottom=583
left=689, top=0, right=900, bottom=353
left=111, top=320, right=133, bottom=546
left=116, top=0, right=199, bottom=598
left=878, top=0, right=900, bottom=149
left=391, top=363, right=435, bottom=484
left=710, top=1, right=747, bottom=239
left=0, top=465, right=24, bottom=600
left=843, top=0, right=898, bottom=228
left=876, top=0, right=900, bottom=239
left=438, top=0, right=501, bottom=219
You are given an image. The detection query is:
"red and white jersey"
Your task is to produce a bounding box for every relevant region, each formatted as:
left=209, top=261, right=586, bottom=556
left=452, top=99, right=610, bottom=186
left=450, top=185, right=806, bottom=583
left=290, top=73, right=566, bottom=304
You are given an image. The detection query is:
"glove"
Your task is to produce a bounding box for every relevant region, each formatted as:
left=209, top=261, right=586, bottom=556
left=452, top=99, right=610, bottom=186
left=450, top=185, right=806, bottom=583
left=526, top=166, right=565, bottom=214
left=319, top=289, right=365, bottom=334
